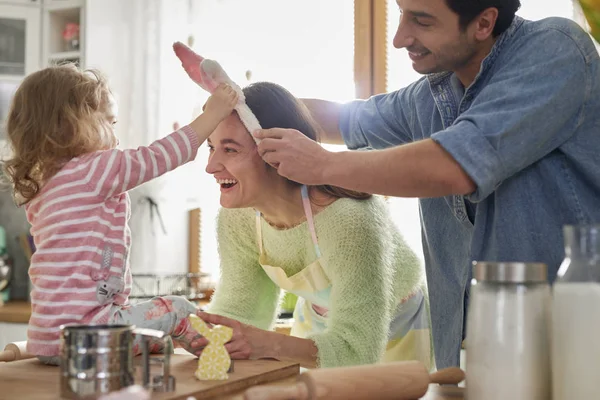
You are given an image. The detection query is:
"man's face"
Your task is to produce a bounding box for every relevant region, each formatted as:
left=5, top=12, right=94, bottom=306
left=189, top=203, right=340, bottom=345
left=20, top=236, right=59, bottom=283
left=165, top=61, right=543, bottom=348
left=393, top=0, right=480, bottom=75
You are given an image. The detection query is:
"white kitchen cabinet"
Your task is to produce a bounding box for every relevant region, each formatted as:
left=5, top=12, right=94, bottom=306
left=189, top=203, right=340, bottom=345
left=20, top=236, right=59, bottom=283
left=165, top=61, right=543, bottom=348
left=0, top=3, right=41, bottom=79
left=41, top=0, right=84, bottom=67
left=0, top=2, right=41, bottom=159
left=0, top=322, right=27, bottom=350
left=0, top=1, right=40, bottom=6
left=42, top=0, right=81, bottom=8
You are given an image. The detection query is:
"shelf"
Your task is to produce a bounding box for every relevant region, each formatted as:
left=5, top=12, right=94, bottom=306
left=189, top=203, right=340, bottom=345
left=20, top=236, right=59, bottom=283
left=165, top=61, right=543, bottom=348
left=46, top=6, right=81, bottom=55
left=48, top=50, right=80, bottom=60
left=43, top=0, right=84, bottom=11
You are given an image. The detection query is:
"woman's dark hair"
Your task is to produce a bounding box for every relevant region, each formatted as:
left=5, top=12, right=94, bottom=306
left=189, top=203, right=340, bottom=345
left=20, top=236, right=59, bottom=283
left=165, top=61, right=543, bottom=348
left=445, top=0, right=521, bottom=37
left=243, top=82, right=371, bottom=201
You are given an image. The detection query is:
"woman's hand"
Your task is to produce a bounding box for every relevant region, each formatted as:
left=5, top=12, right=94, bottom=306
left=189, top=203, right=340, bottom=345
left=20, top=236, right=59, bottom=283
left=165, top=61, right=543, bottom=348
left=196, top=311, right=272, bottom=360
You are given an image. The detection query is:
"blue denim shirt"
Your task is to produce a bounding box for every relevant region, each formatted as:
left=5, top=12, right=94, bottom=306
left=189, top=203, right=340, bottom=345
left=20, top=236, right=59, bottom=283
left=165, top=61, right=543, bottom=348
left=339, top=16, right=600, bottom=369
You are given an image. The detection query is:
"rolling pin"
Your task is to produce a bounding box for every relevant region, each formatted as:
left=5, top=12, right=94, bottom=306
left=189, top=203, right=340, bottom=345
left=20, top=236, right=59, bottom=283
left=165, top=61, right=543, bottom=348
left=244, top=361, right=464, bottom=400
left=0, top=341, right=34, bottom=362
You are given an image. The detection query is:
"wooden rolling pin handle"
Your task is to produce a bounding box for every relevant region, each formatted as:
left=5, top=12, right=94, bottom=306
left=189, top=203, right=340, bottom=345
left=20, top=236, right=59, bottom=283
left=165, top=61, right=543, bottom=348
left=244, top=381, right=309, bottom=400
left=243, top=362, right=465, bottom=400
left=429, top=367, right=465, bottom=385
left=0, top=341, right=33, bottom=362
left=0, top=350, right=16, bottom=362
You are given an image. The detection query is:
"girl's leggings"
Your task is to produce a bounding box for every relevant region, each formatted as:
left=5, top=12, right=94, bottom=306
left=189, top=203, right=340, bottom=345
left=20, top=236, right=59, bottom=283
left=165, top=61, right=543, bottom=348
left=38, top=296, right=205, bottom=365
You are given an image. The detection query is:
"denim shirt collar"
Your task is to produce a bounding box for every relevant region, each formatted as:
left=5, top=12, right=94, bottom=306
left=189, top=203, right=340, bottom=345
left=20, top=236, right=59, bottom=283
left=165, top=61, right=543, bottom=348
left=421, top=16, right=527, bottom=227
left=427, top=16, right=525, bottom=91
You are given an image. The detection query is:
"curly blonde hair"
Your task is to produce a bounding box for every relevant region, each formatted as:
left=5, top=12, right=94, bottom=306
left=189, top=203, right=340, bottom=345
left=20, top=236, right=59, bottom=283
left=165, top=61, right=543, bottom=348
left=2, top=64, right=117, bottom=205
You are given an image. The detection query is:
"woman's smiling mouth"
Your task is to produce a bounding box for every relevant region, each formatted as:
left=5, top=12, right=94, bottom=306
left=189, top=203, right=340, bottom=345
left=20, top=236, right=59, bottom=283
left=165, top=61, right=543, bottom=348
left=216, top=178, right=238, bottom=190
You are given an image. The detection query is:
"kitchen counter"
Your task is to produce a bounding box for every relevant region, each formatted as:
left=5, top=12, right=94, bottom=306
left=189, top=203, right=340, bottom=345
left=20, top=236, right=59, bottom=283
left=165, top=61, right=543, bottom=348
left=0, top=301, right=31, bottom=323
left=0, top=353, right=300, bottom=399
left=0, top=353, right=465, bottom=399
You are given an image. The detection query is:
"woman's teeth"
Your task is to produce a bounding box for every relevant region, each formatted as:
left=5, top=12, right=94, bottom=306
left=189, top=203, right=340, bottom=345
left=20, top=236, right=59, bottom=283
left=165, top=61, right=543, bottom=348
left=217, top=179, right=238, bottom=189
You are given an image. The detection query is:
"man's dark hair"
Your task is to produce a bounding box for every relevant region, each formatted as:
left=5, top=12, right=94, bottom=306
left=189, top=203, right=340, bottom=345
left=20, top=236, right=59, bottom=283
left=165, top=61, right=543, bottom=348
left=445, top=0, right=521, bottom=36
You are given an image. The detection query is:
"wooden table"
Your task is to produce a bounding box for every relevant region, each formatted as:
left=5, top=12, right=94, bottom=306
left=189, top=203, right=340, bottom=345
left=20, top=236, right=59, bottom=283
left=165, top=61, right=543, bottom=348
left=0, top=354, right=299, bottom=400
left=0, top=349, right=464, bottom=399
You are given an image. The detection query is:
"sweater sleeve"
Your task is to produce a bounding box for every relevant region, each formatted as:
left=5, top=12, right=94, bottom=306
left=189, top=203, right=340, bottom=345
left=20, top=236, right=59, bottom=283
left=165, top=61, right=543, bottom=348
left=207, top=208, right=281, bottom=330
left=307, top=198, right=419, bottom=367
left=87, top=126, right=200, bottom=199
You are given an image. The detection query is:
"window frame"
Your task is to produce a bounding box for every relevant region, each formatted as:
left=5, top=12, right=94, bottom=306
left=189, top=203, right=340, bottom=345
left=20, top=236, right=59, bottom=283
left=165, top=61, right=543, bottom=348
left=354, top=0, right=388, bottom=98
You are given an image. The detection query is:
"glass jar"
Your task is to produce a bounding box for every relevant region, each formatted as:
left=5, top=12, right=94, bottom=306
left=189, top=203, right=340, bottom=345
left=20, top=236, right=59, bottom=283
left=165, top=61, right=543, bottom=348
left=552, top=224, right=600, bottom=400
left=466, top=262, right=550, bottom=400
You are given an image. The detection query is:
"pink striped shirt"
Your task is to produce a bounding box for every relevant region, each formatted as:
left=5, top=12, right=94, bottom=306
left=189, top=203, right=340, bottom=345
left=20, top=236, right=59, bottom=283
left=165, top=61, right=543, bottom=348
left=25, top=126, right=200, bottom=356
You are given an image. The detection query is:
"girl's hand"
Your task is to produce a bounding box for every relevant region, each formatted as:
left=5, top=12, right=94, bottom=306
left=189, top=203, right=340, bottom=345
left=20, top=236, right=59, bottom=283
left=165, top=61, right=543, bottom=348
left=204, top=84, right=238, bottom=123
left=196, top=311, right=270, bottom=360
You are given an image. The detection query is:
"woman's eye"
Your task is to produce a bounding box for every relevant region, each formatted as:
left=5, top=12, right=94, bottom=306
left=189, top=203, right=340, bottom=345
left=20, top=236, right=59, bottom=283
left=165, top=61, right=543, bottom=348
left=225, top=147, right=237, bottom=153
left=413, top=18, right=430, bottom=27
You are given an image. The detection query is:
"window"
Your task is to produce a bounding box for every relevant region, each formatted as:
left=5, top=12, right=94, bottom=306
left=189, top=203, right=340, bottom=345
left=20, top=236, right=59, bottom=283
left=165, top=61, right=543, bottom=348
left=380, top=0, right=425, bottom=261
left=189, top=0, right=355, bottom=103
left=184, top=0, right=357, bottom=278
left=518, top=0, right=573, bottom=21
left=385, top=0, right=422, bottom=92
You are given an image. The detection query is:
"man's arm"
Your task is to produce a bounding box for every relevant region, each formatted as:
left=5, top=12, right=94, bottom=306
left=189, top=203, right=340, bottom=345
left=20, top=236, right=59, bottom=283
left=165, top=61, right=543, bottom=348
left=260, top=24, right=591, bottom=199
left=301, top=99, right=345, bottom=145
left=254, top=129, right=475, bottom=198
left=327, top=139, right=476, bottom=197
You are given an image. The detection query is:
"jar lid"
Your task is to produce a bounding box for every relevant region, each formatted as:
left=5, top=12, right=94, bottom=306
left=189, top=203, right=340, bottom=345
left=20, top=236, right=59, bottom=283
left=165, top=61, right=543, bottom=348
left=472, top=261, right=547, bottom=283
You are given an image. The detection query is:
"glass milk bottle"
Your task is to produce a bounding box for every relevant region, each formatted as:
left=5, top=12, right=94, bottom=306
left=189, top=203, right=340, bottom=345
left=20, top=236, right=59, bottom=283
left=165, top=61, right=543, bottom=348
left=552, top=225, right=600, bottom=400
left=466, top=262, right=551, bottom=400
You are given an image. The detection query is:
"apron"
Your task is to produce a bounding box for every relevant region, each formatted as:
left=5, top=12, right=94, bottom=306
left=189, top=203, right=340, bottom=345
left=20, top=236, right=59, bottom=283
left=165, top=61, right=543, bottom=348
left=255, top=185, right=433, bottom=369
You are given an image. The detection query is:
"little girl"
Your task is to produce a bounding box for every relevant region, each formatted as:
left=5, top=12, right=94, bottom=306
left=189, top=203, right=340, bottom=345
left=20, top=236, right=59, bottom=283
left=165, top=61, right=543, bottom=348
left=2, top=64, right=237, bottom=363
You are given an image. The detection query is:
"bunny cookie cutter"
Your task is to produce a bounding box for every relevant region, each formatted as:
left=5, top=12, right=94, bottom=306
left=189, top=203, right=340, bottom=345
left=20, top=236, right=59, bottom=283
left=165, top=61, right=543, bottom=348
left=188, top=314, right=234, bottom=380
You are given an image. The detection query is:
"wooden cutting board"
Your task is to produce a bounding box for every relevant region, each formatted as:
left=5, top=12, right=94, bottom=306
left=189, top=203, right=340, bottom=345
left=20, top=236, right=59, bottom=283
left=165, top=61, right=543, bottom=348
left=0, top=354, right=300, bottom=400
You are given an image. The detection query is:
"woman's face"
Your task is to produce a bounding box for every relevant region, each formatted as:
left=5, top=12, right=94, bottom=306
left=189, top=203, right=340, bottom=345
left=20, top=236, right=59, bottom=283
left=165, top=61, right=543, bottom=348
left=206, top=114, right=276, bottom=208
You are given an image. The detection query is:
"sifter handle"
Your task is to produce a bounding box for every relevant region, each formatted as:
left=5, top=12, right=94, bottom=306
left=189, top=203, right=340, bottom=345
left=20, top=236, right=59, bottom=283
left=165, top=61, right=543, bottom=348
left=133, top=328, right=176, bottom=392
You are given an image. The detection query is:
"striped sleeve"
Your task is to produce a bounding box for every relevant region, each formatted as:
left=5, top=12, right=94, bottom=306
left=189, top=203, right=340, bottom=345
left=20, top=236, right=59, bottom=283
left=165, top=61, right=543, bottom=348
left=88, top=126, right=200, bottom=199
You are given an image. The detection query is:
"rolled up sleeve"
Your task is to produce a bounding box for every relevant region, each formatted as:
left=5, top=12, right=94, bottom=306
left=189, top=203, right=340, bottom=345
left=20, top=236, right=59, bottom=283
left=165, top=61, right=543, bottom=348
left=432, top=28, right=588, bottom=202
left=340, top=81, right=425, bottom=149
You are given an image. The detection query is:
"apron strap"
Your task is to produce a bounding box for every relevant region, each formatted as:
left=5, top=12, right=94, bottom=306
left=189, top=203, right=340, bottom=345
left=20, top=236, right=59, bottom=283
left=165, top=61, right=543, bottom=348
left=301, top=185, right=322, bottom=258
left=254, top=186, right=322, bottom=258
left=255, top=210, right=264, bottom=254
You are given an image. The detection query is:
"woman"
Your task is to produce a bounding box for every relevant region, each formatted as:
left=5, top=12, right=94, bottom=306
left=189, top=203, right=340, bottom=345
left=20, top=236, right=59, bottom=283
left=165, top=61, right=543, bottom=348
left=199, top=82, right=433, bottom=369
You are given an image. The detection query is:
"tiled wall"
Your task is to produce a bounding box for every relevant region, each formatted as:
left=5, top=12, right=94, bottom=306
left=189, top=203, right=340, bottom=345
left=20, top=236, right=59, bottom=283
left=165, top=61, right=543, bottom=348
left=0, top=188, right=31, bottom=300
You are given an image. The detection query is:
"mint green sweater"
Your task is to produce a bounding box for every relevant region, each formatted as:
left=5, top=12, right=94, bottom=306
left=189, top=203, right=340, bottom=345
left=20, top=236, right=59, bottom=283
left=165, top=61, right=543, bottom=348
left=207, top=195, right=425, bottom=368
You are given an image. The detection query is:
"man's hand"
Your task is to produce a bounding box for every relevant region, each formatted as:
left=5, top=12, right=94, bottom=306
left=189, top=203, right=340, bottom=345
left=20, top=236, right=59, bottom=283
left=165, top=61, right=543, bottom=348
left=254, top=128, right=333, bottom=185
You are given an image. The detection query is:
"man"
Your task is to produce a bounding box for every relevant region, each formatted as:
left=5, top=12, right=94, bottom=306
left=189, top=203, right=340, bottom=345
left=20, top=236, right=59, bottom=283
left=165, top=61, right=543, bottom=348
left=254, top=0, right=600, bottom=369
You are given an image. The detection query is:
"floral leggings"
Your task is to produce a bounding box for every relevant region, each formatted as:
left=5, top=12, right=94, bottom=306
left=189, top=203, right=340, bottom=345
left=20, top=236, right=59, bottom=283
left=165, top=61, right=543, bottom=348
left=38, top=296, right=205, bottom=365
